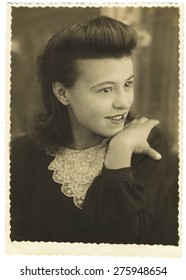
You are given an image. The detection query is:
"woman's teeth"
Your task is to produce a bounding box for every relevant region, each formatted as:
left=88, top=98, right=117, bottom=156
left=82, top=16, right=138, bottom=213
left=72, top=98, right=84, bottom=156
left=112, top=116, right=123, bottom=120
left=110, top=115, right=124, bottom=120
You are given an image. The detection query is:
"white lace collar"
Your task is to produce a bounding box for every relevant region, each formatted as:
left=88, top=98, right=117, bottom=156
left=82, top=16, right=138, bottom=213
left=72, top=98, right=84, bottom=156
left=48, top=139, right=109, bottom=209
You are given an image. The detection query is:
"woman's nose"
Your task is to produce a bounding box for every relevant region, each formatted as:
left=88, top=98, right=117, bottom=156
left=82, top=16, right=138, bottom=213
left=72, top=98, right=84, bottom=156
left=112, top=90, right=133, bottom=109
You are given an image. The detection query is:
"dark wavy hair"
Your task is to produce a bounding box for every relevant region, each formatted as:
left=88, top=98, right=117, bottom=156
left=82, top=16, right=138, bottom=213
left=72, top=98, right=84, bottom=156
left=34, top=15, right=138, bottom=153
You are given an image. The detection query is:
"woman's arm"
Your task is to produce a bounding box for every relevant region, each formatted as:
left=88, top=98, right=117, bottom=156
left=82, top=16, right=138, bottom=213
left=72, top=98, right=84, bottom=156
left=10, top=135, right=40, bottom=241
left=105, top=117, right=161, bottom=169
left=10, top=137, right=29, bottom=241
left=81, top=125, right=167, bottom=244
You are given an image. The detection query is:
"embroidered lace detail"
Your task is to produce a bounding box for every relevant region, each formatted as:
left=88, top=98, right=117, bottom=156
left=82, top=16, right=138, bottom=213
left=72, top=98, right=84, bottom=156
left=48, top=140, right=108, bottom=209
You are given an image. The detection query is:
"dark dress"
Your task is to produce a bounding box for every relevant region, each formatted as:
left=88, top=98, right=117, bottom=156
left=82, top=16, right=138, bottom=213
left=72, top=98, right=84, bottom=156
left=10, top=127, right=175, bottom=244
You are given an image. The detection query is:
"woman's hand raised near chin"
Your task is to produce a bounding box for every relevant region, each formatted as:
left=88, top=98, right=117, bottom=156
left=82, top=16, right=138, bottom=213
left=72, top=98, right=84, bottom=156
left=104, top=117, right=162, bottom=169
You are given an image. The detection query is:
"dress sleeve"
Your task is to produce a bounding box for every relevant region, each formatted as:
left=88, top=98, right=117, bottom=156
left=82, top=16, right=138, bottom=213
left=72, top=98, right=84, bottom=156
left=81, top=127, right=167, bottom=244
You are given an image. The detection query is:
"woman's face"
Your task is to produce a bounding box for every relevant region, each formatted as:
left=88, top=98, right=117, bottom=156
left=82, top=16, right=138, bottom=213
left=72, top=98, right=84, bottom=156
left=65, top=56, right=134, bottom=146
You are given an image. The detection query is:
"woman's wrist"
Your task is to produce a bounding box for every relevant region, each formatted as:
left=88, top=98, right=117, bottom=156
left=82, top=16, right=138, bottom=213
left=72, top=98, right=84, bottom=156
left=104, top=143, right=133, bottom=169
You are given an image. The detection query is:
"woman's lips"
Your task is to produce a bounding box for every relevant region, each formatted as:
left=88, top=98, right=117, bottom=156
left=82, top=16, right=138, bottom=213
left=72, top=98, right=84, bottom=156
left=105, top=113, right=127, bottom=123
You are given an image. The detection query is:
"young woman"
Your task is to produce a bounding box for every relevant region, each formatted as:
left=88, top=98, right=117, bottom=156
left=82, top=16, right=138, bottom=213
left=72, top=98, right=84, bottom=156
left=10, top=16, right=167, bottom=244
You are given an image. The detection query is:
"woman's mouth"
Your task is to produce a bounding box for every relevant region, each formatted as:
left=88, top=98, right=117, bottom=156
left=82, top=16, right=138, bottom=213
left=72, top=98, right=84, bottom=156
left=105, top=113, right=127, bottom=123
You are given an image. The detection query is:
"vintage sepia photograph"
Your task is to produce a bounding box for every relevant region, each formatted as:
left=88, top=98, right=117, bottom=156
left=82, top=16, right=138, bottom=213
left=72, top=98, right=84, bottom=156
left=7, top=3, right=182, bottom=256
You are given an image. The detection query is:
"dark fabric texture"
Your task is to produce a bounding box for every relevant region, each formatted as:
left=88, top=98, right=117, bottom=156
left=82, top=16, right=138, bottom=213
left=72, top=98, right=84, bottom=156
left=9, top=127, right=178, bottom=244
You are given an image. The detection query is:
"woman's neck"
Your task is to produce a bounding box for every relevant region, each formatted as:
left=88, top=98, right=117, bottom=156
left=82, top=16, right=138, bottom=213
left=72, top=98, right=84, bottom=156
left=69, top=129, right=105, bottom=150
left=66, top=107, right=105, bottom=150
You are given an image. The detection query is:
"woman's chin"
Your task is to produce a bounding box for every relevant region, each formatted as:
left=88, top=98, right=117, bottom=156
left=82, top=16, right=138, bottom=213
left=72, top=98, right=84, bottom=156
left=100, top=127, right=124, bottom=138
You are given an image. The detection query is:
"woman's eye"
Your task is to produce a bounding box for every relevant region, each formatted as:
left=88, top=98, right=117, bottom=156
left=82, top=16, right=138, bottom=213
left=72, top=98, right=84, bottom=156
left=99, top=87, right=113, bottom=94
left=124, top=81, right=133, bottom=89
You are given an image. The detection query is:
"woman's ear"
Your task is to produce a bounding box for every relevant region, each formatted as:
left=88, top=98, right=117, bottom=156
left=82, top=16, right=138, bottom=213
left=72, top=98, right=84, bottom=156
left=52, top=81, right=69, bottom=106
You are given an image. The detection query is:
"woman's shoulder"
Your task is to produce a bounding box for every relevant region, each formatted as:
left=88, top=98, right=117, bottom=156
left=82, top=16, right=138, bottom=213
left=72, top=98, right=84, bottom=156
left=147, top=126, right=168, bottom=154
left=131, top=126, right=168, bottom=168
left=11, top=134, right=38, bottom=153
left=10, top=134, right=55, bottom=177
left=10, top=134, right=48, bottom=163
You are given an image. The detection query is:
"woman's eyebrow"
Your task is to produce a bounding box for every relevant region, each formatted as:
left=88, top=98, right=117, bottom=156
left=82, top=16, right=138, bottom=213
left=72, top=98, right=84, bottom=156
left=90, top=81, right=115, bottom=90
left=90, top=74, right=135, bottom=90
left=126, top=74, right=135, bottom=81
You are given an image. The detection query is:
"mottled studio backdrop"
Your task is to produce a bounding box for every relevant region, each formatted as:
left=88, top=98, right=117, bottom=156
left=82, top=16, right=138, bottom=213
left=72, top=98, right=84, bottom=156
left=10, top=6, right=180, bottom=244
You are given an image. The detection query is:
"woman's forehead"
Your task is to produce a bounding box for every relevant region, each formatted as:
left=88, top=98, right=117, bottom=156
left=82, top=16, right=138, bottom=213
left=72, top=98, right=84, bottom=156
left=75, top=57, right=134, bottom=84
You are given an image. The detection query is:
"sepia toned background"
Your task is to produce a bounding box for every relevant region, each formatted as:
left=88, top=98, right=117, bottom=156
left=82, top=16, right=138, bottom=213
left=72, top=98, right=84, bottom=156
left=10, top=6, right=180, bottom=245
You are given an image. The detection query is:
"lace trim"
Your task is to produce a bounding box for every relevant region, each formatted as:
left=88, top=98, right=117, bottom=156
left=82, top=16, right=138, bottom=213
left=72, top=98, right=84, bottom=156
left=48, top=140, right=108, bottom=209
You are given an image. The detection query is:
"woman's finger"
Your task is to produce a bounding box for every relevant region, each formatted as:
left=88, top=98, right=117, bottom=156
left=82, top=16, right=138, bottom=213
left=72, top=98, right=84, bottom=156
left=138, top=117, right=149, bottom=124
left=146, top=119, right=160, bottom=130
left=144, top=146, right=162, bottom=160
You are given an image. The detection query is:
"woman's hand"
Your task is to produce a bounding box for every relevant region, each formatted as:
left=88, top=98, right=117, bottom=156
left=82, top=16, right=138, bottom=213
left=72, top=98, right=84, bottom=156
left=105, top=117, right=162, bottom=169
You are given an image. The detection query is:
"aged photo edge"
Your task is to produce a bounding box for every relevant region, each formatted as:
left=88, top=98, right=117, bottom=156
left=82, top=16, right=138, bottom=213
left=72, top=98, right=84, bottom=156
left=5, top=2, right=184, bottom=257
